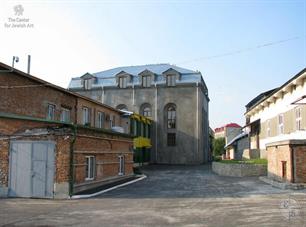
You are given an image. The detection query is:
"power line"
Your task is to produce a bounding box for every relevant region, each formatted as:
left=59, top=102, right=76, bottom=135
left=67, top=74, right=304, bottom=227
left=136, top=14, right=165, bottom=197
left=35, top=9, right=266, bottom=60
left=178, top=36, right=304, bottom=65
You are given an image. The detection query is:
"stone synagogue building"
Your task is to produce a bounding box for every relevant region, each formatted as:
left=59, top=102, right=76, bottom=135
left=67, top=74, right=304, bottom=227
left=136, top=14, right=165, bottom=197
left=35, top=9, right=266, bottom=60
left=69, top=64, right=210, bottom=164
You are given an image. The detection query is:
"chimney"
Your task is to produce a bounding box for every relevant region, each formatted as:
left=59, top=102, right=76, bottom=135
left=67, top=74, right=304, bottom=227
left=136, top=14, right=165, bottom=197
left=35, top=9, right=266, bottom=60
left=27, top=55, right=31, bottom=74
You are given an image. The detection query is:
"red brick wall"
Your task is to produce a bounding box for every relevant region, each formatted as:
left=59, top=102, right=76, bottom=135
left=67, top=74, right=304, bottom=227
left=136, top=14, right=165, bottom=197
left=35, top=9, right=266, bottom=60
left=73, top=130, right=133, bottom=186
left=294, top=146, right=306, bottom=183
left=267, top=142, right=306, bottom=183
left=0, top=140, right=9, bottom=187
left=0, top=72, right=77, bottom=122
left=76, top=98, right=122, bottom=129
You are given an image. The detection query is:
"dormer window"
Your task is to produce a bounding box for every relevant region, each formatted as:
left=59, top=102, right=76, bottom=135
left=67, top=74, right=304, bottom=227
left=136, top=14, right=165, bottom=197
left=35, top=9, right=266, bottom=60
left=162, top=68, right=180, bottom=87
left=81, top=73, right=96, bottom=90
left=118, top=76, right=127, bottom=88
left=167, top=74, right=176, bottom=87
left=115, top=71, right=131, bottom=88
left=142, top=75, right=151, bottom=87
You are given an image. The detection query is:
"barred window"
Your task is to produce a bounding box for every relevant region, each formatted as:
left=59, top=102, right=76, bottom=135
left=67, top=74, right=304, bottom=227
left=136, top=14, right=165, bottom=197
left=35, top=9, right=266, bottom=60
left=167, top=133, right=176, bottom=146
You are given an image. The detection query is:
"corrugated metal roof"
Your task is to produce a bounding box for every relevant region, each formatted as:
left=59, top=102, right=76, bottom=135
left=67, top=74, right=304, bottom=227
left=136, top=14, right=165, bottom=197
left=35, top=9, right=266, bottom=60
left=68, top=64, right=203, bottom=88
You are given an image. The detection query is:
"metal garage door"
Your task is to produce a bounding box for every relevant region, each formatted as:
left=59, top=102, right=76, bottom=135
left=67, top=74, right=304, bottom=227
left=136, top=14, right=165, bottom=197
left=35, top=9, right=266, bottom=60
left=9, top=141, right=55, bottom=198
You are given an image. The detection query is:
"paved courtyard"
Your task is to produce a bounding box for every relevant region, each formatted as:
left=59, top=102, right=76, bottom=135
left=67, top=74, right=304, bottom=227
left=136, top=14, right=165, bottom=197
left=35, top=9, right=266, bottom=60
left=0, top=165, right=305, bottom=226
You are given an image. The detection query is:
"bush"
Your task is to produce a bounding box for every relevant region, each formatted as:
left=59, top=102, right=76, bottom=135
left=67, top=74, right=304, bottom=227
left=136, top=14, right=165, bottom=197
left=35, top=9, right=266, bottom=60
left=218, top=159, right=267, bottom=165
left=212, top=137, right=225, bottom=156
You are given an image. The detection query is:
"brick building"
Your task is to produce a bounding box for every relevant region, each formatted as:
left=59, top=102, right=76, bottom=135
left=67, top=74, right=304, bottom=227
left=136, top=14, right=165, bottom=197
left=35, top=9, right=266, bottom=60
left=245, top=68, right=306, bottom=183
left=214, top=123, right=242, bottom=144
left=0, top=62, right=134, bottom=198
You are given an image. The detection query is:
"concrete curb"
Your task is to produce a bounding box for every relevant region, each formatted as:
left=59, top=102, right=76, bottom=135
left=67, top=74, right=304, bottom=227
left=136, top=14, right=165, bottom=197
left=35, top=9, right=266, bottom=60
left=71, top=174, right=147, bottom=199
left=259, top=176, right=306, bottom=190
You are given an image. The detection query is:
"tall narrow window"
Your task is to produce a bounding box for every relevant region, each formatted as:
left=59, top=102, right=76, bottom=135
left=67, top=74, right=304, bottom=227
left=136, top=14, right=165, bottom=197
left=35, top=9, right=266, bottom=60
left=97, top=112, right=104, bottom=128
left=142, top=75, right=151, bottom=87
left=82, top=107, right=90, bottom=125
left=60, top=107, right=70, bottom=123
left=119, top=76, right=127, bottom=88
left=295, top=107, right=302, bottom=131
left=266, top=120, right=271, bottom=137
left=85, top=156, right=95, bottom=180
left=167, top=74, right=176, bottom=87
left=278, top=114, right=284, bottom=134
left=167, top=106, right=176, bottom=129
left=47, top=104, right=55, bottom=120
left=110, top=115, right=116, bottom=128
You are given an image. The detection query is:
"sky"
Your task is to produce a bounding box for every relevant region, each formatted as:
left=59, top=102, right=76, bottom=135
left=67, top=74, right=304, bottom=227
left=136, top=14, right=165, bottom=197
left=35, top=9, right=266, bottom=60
left=0, top=0, right=305, bottom=129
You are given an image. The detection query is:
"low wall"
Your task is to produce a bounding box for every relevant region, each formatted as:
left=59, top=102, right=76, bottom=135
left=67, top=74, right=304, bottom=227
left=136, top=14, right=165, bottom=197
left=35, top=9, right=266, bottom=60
left=212, top=162, right=267, bottom=177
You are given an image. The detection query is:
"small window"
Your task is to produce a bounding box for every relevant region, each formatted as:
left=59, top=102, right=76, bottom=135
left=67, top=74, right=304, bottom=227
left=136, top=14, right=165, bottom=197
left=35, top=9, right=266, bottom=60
left=82, top=107, right=90, bottom=125
left=295, top=107, right=302, bottom=131
left=167, top=106, right=176, bottom=129
left=167, top=74, right=176, bottom=87
left=85, top=156, right=95, bottom=180
left=119, top=76, right=127, bottom=88
left=60, top=108, right=70, bottom=123
left=97, top=112, right=104, bottom=128
left=47, top=104, right=55, bottom=120
left=278, top=114, right=284, bottom=134
left=167, top=133, right=176, bottom=146
left=142, top=75, right=151, bottom=87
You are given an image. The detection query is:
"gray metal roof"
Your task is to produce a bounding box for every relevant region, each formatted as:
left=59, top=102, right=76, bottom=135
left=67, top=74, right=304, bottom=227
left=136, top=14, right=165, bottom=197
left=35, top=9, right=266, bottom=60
left=68, top=64, right=203, bottom=89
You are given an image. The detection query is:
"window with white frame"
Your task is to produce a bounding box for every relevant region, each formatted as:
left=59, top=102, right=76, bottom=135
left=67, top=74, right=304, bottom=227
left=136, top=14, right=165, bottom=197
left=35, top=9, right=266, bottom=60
left=295, top=107, right=302, bottom=130
left=83, top=79, right=92, bottom=90
left=85, top=156, right=95, bottom=180
left=97, top=112, right=104, bottom=128
left=142, top=75, right=151, bottom=87
left=266, top=120, right=271, bottom=137
left=118, top=76, right=127, bottom=88
left=110, top=115, right=115, bottom=128
left=60, top=107, right=70, bottom=123
left=47, top=104, right=55, bottom=120
left=82, top=107, right=90, bottom=125
left=278, top=114, right=284, bottom=134
left=166, top=74, right=176, bottom=87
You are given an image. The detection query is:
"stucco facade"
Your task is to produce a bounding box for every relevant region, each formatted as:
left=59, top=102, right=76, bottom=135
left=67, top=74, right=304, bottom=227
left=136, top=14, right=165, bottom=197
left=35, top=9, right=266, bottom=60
left=69, top=64, right=210, bottom=164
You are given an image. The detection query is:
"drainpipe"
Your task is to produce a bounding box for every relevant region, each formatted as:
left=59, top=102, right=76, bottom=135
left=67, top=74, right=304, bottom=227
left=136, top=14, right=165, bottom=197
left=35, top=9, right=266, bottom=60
left=69, top=124, right=77, bottom=197
left=69, top=97, right=78, bottom=197
left=290, top=146, right=295, bottom=183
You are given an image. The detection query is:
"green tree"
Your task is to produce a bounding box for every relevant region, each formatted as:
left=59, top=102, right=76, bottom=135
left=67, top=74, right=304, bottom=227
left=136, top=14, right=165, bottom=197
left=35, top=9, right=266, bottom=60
left=213, top=137, right=225, bottom=157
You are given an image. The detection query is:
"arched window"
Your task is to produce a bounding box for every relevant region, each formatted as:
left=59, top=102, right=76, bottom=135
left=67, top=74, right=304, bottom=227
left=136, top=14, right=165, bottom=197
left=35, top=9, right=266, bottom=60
left=116, top=104, right=128, bottom=111
left=167, top=105, right=176, bottom=129
left=140, top=103, right=152, bottom=117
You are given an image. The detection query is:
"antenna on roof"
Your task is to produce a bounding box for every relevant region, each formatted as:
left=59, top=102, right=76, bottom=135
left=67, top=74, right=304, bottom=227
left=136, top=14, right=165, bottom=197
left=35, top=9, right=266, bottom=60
left=12, top=56, right=19, bottom=68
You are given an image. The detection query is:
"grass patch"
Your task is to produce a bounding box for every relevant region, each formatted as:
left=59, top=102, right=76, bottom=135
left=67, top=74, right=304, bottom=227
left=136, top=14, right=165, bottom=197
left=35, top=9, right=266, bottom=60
left=217, top=158, right=267, bottom=165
